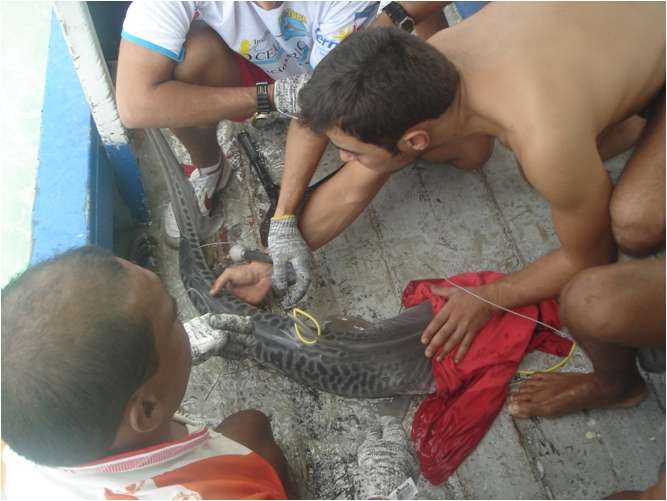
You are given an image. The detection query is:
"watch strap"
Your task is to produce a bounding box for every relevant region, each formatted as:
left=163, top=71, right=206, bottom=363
left=382, top=2, right=415, bottom=32
left=256, top=81, right=271, bottom=114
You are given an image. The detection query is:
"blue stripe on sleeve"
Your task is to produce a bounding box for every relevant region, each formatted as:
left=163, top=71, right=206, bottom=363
left=454, top=1, right=489, bottom=19
left=121, top=31, right=185, bottom=63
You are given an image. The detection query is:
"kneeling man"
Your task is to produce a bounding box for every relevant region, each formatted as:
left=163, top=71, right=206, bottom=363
left=216, top=3, right=665, bottom=418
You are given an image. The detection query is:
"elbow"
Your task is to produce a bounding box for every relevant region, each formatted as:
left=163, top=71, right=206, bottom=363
left=562, top=244, right=616, bottom=277
left=117, top=99, right=144, bottom=129
left=116, top=88, right=154, bottom=129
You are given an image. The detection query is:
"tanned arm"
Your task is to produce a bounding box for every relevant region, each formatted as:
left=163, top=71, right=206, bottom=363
left=298, top=160, right=392, bottom=249
left=486, top=141, right=615, bottom=302
left=116, top=40, right=258, bottom=128
left=422, top=138, right=616, bottom=361
left=273, top=120, right=330, bottom=218
left=371, top=2, right=450, bottom=29
left=212, top=160, right=391, bottom=301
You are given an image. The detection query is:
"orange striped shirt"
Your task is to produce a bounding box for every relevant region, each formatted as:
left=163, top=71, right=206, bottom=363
left=2, top=423, right=287, bottom=500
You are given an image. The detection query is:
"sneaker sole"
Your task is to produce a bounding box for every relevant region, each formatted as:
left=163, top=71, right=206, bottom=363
left=164, top=158, right=232, bottom=249
left=163, top=205, right=225, bottom=250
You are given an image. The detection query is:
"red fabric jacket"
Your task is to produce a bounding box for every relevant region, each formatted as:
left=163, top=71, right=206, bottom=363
left=402, top=272, right=572, bottom=484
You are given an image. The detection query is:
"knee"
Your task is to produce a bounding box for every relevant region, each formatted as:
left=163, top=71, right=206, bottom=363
left=217, top=409, right=274, bottom=451
left=610, top=194, right=665, bottom=256
left=174, top=24, right=228, bottom=85
left=560, top=267, right=621, bottom=343
left=237, top=409, right=271, bottom=430
left=226, top=409, right=271, bottom=434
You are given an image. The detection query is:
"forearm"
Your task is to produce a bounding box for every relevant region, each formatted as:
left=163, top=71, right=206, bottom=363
left=298, top=161, right=391, bottom=250
left=480, top=244, right=616, bottom=309
left=274, top=120, right=329, bottom=216
left=371, top=2, right=449, bottom=26
left=118, top=80, right=258, bottom=129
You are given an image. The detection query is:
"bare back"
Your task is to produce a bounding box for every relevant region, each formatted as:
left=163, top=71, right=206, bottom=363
left=434, top=2, right=665, bottom=149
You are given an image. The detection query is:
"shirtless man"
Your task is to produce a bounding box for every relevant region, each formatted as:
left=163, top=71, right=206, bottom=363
left=214, top=2, right=665, bottom=417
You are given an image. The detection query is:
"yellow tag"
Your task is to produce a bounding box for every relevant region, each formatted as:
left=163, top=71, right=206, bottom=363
left=292, top=308, right=321, bottom=345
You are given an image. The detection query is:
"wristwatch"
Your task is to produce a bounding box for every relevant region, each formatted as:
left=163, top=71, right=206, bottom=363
left=381, top=2, right=415, bottom=33
left=251, top=81, right=272, bottom=128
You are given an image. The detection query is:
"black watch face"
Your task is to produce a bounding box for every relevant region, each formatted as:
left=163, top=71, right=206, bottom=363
left=399, top=17, right=415, bottom=33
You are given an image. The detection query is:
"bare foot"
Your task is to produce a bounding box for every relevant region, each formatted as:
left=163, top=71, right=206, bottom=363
left=508, top=372, right=647, bottom=418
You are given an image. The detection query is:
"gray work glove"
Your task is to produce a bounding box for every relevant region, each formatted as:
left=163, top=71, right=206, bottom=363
left=185, top=313, right=254, bottom=365
left=267, top=215, right=313, bottom=308
left=357, top=416, right=414, bottom=500
left=273, top=73, right=311, bottom=119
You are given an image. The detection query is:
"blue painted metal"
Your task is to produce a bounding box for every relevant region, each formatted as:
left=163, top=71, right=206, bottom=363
left=103, top=141, right=150, bottom=224
left=90, top=139, right=114, bottom=251
left=30, top=12, right=113, bottom=265
left=85, top=1, right=150, bottom=224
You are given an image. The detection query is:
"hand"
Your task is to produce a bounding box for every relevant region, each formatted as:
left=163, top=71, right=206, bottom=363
left=210, top=262, right=272, bottom=305
left=184, top=313, right=254, bottom=365
left=357, top=416, right=413, bottom=499
left=268, top=215, right=313, bottom=308
left=421, top=285, right=495, bottom=363
left=272, top=73, right=311, bottom=119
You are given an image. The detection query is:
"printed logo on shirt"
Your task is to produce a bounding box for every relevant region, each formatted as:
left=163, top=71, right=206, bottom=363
left=239, top=31, right=286, bottom=66
left=354, top=3, right=379, bottom=21
left=279, top=8, right=308, bottom=41
left=315, top=25, right=355, bottom=50
left=104, top=479, right=201, bottom=500
left=239, top=30, right=310, bottom=75
left=313, top=5, right=377, bottom=52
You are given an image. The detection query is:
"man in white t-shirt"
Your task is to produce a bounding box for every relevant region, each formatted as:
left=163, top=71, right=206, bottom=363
left=118, top=1, right=377, bottom=246
left=116, top=1, right=449, bottom=299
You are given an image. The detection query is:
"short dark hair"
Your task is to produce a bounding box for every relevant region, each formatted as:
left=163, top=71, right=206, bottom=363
left=299, top=27, right=460, bottom=153
left=1, top=246, right=159, bottom=467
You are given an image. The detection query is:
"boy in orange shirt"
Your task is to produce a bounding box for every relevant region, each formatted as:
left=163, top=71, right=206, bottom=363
left=1, top=246, right=289, bottom=499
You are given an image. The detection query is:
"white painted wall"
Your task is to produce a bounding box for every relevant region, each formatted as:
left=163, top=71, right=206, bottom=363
left=1, top=1, right=54, bottom=286
left=55, top=2, right=129, bottom=147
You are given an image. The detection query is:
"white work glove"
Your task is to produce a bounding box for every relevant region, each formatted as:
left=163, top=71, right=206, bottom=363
left=185, top=313, right=254, bottom=365
left=267, top=215, right=313, bottom=308
left=357, top=416, right=414, bottom=500
left=273, top=73, right=311, bottom=119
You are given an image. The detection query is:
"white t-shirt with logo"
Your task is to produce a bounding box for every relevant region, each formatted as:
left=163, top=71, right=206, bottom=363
left=121, top=1, right=378, bottom=79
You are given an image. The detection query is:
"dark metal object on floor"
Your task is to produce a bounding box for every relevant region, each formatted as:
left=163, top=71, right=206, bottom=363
left=237, top=131, right=279, bottom=246
left=638, top=347, right=666, bottom=373
left=236, top=131, right=343, bottom=246
left=128, top=231, right=159, bottom=271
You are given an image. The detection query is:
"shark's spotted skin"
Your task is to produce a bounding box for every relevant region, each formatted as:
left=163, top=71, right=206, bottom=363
left=147, top=128, right=435, bottom=398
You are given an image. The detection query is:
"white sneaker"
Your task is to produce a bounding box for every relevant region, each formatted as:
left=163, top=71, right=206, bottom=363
left=164, top=157, right=232, bottom=247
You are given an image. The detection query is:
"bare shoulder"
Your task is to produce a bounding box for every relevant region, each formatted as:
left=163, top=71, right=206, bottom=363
left=512, top=125, right=608, bottom=209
